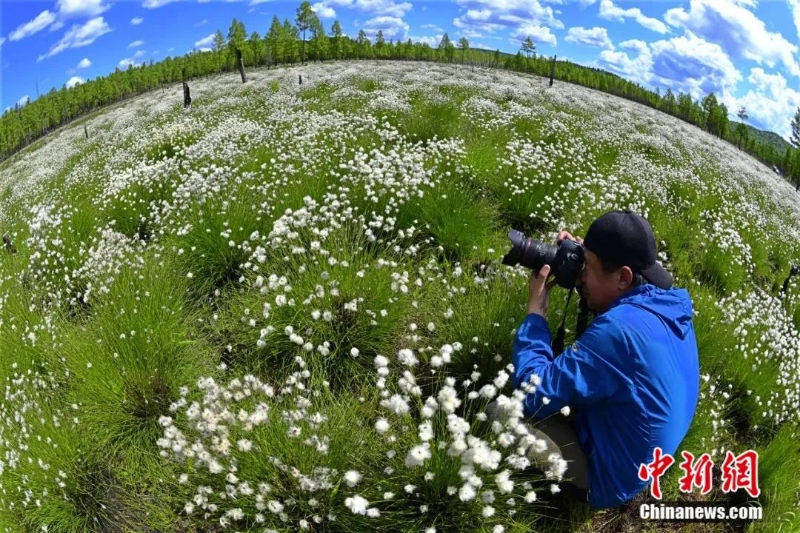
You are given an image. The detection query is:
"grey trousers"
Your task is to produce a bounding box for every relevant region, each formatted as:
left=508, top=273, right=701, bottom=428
left=485, top=400, right=590, bottom=501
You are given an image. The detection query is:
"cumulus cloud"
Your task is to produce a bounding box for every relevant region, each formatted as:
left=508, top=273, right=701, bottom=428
left=132, top=17, right=144, bottom=25
left=118, top=58, right=138, bottom=69
left=408, top=34, right=442, bottom=47
left=9, top=10, right=58, bottom=41
left=362, top=15, right=409, bottom=41
left=0, top=37, right=5, bottom=48
left=18, top=96, right=30, bottom=107
left=789, top=0, right=800, bottom=42
left=56, top=0, right=111, bottom=17
left=310, top=0, right=412, bottom=18
left=133, top=50, right=146, bottom=58
left=128, top=40, right=145, bottom=48
left=37, top=17, right=112, bottom=61
left=665, top=0, right=800, bottom=77
left=452, top=0, right=563, bottom=42
left=312, top=2, right=337, bottom=18
left=724, top=68, right=800, bottom=140
left=195, top=33, right=216, bottom=47
left=511, top=25, right=557, bottom=46
left=66, top=76, right=85, bottom=88
left=597, top=30, right=742, bottom=100
left=598, top=0, right=668, bottom=33
left=565, top=26, right=613, bottom=49
left=77, top=58, right=92, bottom=68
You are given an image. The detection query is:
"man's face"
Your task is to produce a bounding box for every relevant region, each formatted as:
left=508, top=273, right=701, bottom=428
left=577, top=249, right=625, bottom=314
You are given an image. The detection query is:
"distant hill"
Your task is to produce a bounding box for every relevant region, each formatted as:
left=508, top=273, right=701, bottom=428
left=746, top=124, right=792, bottom=156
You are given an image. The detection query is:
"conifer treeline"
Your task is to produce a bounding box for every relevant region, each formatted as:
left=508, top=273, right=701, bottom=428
left=0, top=2, right=794, bottom=186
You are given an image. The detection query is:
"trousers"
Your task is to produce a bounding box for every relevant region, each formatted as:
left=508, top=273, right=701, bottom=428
left=485, top=400, right=590, bottom=503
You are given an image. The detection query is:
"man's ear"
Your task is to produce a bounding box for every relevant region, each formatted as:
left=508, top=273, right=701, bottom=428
left=618, top=266, right=634, bottom=290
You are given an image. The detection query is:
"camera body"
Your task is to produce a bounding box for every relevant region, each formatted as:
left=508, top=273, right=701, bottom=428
left=501, top=229, right=585, bottom=289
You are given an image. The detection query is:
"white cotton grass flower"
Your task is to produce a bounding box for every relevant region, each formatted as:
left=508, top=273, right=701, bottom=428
left=345, top=495, right=369, bottom=515
left=375, top=417, right=390, bottom=433
left=418, top=421, right=434, bottom=441
left=405, top=443, right=432, bottom=467
left=344, top=470, right=362, bottom=487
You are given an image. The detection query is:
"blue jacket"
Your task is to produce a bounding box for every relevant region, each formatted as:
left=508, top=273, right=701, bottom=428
left=512, top=284, right=700, bottom=509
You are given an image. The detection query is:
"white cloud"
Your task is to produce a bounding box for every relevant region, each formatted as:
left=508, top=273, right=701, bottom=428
left=195, top=19, right=208, bottom=26
left=143, top=0, right=179, bottom=8
left=619, top=39, right=648, bottom=55
left=195, top=33, right=216, bottom=47
left=564, top=26, right=612, bottom=49
left=56, top=0, right=111, bottom=18
left=17, top=96, right=31, bottom=108
left=789, top=0, right=800, bottom=42
left=453, top=0, right=563, bottom=42
left=131, top=17, right=144, bottom=25
left=38, top=17, right=112, bottom=61
left=134, top=50, right=146, bottom=58
left=66, top=76, right=85, bottom=88
left=0, top=37, right=5, bottom=48
left=422, top=24, right=443, bottom=33
left=311, top=0, right=412, bottom=18
left=408, top=34, right=441, bottom=47
left=598, top=0, right=668, bottom=33
left=510, top=25, right=557, bottom=47
left=312, top=2, right=337, bottom=18
left=118, top=58, right=138, bottom=69
left=597, top=30, right=742, bottom=101
left=664, top=0, right=800, bottom=76
left=723, top=68, right=800, bottom=140
left=77, top=57, right=92, bottom=68
left=9, top=10, right=57, bottom=41
left=128, top=40, right=145, bottom=48
left=362, top=15, right=409, bottom=41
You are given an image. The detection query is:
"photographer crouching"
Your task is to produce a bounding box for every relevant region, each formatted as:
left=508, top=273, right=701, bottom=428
left=489, top=210, right=700, bottom=509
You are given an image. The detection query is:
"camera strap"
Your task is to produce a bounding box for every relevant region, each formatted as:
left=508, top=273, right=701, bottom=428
left=551, top=289, right=592, bottom=355
left=551, top=288, right=574, bottom=355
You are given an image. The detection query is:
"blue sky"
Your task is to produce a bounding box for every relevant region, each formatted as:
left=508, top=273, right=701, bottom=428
left=2, top=0, right=800, bottom=140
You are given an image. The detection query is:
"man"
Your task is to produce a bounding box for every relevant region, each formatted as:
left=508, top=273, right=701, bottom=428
left=508, top=210, right=700, bottom=509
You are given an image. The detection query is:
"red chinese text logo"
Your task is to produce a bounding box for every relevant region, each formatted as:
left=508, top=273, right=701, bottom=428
left=638, top=448, right=760, bottom=499
left=638, top=446, right=675, bottom=499
left=720, top=450, right=761, bottom=498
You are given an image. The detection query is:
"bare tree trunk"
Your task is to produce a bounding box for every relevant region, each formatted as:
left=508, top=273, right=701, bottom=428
left=549, top=56, right=557, bottom=87
left=236, top=47, right=247, bottom=83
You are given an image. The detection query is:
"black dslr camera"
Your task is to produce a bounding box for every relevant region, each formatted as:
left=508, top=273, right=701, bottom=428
left=501, top=229, right=585, bottom=289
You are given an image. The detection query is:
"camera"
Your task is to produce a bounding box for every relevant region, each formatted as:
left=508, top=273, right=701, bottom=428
left=501, top=229, right=585, bottom=289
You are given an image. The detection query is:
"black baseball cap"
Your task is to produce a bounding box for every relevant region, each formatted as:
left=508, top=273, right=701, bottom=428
left=582, top=210, right=673, bottom=289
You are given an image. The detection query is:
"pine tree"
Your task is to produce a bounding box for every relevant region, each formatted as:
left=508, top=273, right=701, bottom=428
left=791, top=106, right=800, bottom=149
left=457, top=37, right=469, bottom=64
left=295, top=1, right=317, bottom=64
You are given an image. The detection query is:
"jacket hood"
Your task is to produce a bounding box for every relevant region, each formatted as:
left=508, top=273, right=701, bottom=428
left=611, top=284, right=694, bottom=339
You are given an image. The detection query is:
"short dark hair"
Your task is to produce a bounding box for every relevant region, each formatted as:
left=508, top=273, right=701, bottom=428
left=598, top=257, right=647, bottom=288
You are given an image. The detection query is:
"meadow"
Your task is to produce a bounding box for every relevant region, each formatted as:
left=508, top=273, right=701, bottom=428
left=0, top=60, right=799, bottom=533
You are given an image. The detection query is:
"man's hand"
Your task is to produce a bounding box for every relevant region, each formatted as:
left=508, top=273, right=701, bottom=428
left=527, top=230, right=583, bottom=318
left=528, top=264, right=558, bottom=318
left=557, top=230, right=583, bottom=245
